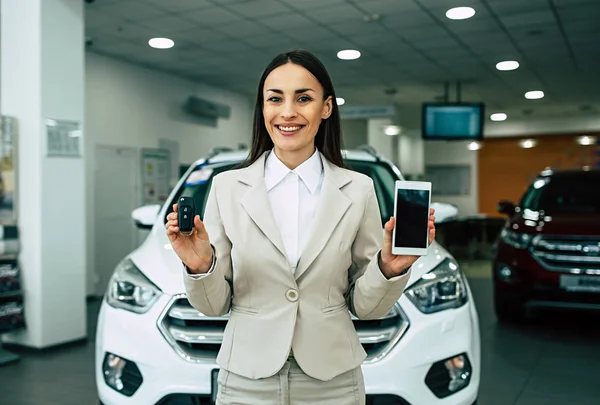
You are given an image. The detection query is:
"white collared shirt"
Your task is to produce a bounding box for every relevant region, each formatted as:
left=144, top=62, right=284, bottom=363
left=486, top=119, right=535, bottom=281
left=264, top=148, right=323, bottom=272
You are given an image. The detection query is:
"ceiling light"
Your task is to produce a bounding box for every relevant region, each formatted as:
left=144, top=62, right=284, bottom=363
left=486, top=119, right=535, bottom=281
left=446, top=7, right=476, bottom=20
left=468, top=141, right=482, bottom=151
left=148, top=37, right=174, bottom=49
left=519, top=139, right=537, bottom=148
left=337, top=49, right=361, bottom=60
left=496, top=61, right=519, bottom=71
left=336, top=97, right=345, bottom=106
left=490, top=113, right=507, bottom=121
left=384, top=125, right=401, bottom=136
left=577, top=135, right=597, bottom=145
left=525, top=90, right=544, bottom=100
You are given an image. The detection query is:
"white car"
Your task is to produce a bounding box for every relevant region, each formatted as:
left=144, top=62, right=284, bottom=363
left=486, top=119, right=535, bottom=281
left=96, top=148, right=480, bottom=405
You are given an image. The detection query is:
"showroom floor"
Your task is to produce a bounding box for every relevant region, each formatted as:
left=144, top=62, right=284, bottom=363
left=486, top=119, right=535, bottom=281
left=1, top=260, right=600, bottom=405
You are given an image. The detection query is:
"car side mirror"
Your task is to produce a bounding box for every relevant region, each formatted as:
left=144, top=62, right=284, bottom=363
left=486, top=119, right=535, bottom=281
left=132, top=204, right=161, bottom=230
left=430, top=202, right=458, bottom=223
left=497, top=200, right=516, bottom=215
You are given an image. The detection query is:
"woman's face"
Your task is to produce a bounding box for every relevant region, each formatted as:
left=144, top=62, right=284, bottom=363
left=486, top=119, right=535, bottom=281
left=262, top=62, right=332, bottom=158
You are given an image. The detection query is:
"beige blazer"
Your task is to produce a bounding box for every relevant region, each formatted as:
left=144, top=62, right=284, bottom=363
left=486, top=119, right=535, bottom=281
left=183, top=151, right=411, bottom=381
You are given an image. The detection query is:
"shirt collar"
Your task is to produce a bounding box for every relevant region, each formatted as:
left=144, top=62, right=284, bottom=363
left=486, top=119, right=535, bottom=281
left=264, top=148, right=323, bottom=194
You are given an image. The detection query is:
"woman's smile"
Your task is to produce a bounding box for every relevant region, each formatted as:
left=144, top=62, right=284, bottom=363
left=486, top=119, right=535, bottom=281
left=275, top=124, right=306, bottom=136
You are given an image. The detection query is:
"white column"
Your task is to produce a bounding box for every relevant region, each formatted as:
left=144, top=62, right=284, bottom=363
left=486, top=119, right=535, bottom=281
left=1, top=0, right=86, bottom=348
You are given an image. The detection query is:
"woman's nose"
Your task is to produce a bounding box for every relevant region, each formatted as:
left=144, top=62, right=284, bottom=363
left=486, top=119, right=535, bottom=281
left=281, top=100, right=298, bottom=119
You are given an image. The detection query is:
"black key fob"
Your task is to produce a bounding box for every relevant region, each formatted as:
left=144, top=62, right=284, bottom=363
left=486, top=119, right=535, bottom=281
left=177, top=197, right=195, bottom=236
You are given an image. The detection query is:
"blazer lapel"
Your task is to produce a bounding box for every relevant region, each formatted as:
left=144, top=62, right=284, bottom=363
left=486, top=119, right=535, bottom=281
left=294, top=154, right=352, bottom=281
left=239, top=152, right=287, bottom=259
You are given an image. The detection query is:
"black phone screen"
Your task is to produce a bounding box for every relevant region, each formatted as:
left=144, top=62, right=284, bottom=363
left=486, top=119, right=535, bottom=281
left=394, top=188, right=430, bottom=248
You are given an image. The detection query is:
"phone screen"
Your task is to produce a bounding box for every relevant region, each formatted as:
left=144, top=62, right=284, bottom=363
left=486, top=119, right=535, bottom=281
left=394, top=188, right=430, bottom=248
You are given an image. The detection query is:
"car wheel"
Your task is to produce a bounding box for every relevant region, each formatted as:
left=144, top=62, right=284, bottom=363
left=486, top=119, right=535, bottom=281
left=494, top=289, right=525, bottom=323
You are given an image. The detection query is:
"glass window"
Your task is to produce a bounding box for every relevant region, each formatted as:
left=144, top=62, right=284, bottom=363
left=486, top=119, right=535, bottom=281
left=520, top=174, right=600, bottom=214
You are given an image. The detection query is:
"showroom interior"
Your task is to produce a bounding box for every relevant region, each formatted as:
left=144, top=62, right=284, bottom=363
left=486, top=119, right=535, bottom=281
left=1, top=0, right=599, bottom=404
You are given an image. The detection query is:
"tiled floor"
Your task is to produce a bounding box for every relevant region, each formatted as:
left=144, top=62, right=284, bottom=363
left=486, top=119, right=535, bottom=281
left=1, top=260, right=600, bottom=404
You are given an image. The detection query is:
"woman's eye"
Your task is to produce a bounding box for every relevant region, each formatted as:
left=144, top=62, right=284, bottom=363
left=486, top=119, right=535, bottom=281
left=298, top=96, right=312, bottom=102
left=267, top=96, right=281, bottom=102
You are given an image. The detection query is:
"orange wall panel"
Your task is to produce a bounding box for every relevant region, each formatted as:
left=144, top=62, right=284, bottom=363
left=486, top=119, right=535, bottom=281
left=477, top=134, right=600, bottom=217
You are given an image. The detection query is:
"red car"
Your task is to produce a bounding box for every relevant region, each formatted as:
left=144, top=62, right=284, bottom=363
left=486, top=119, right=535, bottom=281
left=492, top=168, right=600, bottom=322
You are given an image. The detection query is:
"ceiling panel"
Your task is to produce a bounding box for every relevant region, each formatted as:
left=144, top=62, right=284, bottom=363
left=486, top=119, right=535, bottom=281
left=485, top=0, right=550, bottom=15
left=499, top=10, right=557, bottom=28
left=184, top=7, right=244, bottom=27
left=140, top=0, right=213, bottom=13
left=223, top=0, right=291, bottom=18
left=137, top=15, right=198, bottom=36
left=379, top=10, right=437, bottom=29
left=92, top=1, right=166, bottom=21
left=330, top=21, right=389, bottom=37
left=304, top=3, right=367, bottom=25
left=214, top=20, right=274, bottom=37
left=170, top=27, right=232, bottom=45
left=85, top=8, right=121, bottom=29
left=353, top=0, right=422, bottom=14
left=279, top=0, right=346, bottom=10
left=258, top=13, right=316, bottom=30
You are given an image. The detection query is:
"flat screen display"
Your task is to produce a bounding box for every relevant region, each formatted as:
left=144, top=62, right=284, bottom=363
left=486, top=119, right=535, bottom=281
left=422, top=103, right=484, bottom=140
left=394, top=188, right=430, bottom=249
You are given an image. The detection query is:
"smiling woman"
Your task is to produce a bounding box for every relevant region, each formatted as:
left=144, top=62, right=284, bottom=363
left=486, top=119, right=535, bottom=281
left=166, top=48, right=435, bottom=405
left=245, top=49, right=344, bottom=171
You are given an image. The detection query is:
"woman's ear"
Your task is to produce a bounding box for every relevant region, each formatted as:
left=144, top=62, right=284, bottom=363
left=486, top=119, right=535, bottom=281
left=321, top=96, right=333, bottom=119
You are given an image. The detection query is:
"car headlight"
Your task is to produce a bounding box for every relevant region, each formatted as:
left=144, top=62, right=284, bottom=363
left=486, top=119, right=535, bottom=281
left=106, top=258, right=161, bottom=314
left=500, top=228, right=532, bottom=249
left=406, top=258, right=468, bottom=314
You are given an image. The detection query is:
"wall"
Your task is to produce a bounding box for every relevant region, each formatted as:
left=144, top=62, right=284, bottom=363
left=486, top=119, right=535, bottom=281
left=340, top=118, right=368, bottom=149
left=85, top=52, right=252, bottom=295
left=424, top=140, right=479, bottom=217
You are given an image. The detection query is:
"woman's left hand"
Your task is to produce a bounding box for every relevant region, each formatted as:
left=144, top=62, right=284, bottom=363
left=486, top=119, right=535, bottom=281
left=379, top=208, right=436, bottom=279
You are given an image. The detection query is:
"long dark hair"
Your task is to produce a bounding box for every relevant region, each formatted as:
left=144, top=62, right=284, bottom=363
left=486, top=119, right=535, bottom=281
left=243, top=49, right=345, bottom=168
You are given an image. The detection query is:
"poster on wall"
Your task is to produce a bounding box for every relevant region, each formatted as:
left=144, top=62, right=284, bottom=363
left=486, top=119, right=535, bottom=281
left=0, top=117, right=17, bottom=225
left=141, top=148, right=171, bottom=205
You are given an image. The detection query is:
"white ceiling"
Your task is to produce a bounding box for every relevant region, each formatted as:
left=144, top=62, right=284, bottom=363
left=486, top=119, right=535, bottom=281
left=85, top=0, right=600, bottom=121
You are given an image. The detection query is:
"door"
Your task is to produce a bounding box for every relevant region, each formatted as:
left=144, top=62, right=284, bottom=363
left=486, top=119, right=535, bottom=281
left=94, top=145, right=140, bottom=296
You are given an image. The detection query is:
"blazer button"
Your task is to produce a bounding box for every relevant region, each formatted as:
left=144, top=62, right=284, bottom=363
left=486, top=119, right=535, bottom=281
left=286, top=289, right=299, bottom=302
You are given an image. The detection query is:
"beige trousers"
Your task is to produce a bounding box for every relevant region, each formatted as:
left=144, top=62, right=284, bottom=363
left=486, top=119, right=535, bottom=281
left=216, top=357, right=366, bottom=405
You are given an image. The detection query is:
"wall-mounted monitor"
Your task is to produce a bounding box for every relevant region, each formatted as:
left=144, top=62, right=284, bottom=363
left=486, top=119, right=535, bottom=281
left=422, top=103, right=484, bottom=140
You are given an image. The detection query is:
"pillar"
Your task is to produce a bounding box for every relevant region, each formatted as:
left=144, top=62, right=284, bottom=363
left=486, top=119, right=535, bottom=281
left=1, top=0, right=86, bottom=348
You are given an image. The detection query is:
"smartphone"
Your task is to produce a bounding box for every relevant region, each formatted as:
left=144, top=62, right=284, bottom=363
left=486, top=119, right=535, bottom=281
left=177, top=196, right=196, bottom=236
left=392, top=181, right=432, bottom=256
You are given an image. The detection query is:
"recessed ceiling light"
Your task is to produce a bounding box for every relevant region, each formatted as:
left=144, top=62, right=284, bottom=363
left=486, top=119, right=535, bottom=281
left=446, top=7, right=476, bottom=20
left=337, top=49, right=361, bottom=60
left=519, top=139, right=537, bottom=148
left=525, top=90, right=544, bottom=100
left=468, top=141, right=482, bottom=151
left=577, top=135, right=597, bottom=145
left=336, top=97, right=345, bottom=106
left=496, top=61, right=519, bottom=71
left=148, top=37, right=174, bottom=49
left=490, top=113, right=507, bottom=121
left=384, top=125, right=401, bottom=136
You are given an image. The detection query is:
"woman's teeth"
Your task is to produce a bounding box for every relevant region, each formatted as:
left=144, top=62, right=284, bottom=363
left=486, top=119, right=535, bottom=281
left=277, top=125, right=303, bottom=132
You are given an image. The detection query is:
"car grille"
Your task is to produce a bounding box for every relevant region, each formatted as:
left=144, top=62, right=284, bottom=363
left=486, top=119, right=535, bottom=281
left=157, top=294, right=409, bottom=364
left=532, top=235, right=600, bottom=274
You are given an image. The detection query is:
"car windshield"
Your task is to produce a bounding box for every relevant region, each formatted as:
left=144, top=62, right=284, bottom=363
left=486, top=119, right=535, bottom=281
left=165, top=158, right=401, bottom=227
left=520, top=173, right=600, bottom=214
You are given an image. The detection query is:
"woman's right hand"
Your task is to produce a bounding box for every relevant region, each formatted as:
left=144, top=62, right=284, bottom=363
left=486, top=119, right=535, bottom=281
left=166, top=203, right=213, bottom=274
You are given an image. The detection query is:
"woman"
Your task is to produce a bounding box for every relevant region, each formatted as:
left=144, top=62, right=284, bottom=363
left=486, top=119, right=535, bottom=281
left=166, top=49, right=435, bottom=405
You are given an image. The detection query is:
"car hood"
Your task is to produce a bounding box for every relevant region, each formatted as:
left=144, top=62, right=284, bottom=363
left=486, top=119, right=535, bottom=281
left=511, top=211, right=600, bottom=237
left=130, top=224, right=452, bottom=295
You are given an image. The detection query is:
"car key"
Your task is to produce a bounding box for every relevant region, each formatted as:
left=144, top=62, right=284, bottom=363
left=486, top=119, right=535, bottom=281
left=177, top=197, right=195, bottom=236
